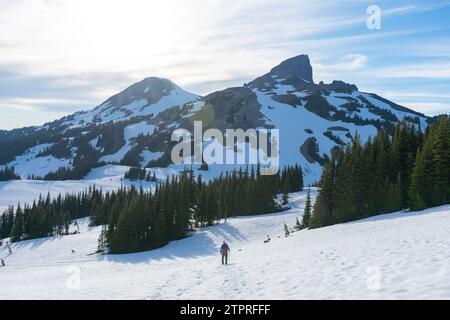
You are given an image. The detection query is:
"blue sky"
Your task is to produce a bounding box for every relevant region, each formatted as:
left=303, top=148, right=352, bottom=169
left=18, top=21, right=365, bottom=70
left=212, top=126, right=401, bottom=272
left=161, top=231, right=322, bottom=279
left=0, top=0, right=449, bottom=129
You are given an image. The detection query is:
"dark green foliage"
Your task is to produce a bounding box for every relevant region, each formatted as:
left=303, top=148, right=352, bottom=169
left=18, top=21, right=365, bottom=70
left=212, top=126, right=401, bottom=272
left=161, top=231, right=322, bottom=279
left=0, top=127, right=51, bottom=165
left=302, top=188, right=312, bottom=229
left=0, top=166, right=21, bottom=181
left=37, top=142, right=72, bottom=159
left=272, top=94, right=303, bottom=107
left=281, top=172, right=290, bottom=206
left=301, top=92, right=401, bottom=131
left=311, top=117, right=450, bottom=228
left=1, top=187, right=103, bottom=242
left=42, top=163, right=102, bottom=181
left=0, top=206, right=15, bottom=239
left=97, top=226, right=107, bottom=253
left=279, top=165, right=304, bottom=193
left=284, top=223, right=290, bottom=237
left=124, top=167, right=157, bottom=181
left=300, top=137, right=329, bottom=165
left=43, top=167, right=76, bottom=181
left=2, top=164, right=306, bottom=254
left=124, top=167, right=147, bottom=181
left=309, top=153, right=336, bottom=228
left=295, top=218, right=302, bottom=231
left=323, top=131, right=345, bottom=145
left=304, top=92, right=337, bottom=119
left=409, top=116, right=450, bottom=210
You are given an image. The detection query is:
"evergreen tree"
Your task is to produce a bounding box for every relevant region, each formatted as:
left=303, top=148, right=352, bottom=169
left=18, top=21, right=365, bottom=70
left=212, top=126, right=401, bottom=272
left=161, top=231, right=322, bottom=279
left=10, top=204, right=24, bottom=242
left=310, top=153, right=337, bottom=228
left=310, top=117, right=450, bottom=230
left=0, top=166, right=21, bottom=181
left=97, top=225, right=108, bottom=253
left=2, top=163, right=304, bottom=253
left=284, top=223, right=290, bottom=237
left=295, top=218, right=302, bottom=231
left=302, top=188, right=312, bottom=229
left=282, top=173, right=290, bottom=206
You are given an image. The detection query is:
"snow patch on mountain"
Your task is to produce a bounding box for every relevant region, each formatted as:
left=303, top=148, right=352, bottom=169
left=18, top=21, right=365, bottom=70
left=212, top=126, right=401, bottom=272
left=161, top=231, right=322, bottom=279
left=139, top=150, right=163, bottom=167
left=0, top=55, right=430, bottom=187
left=1, top=143, right=73, bottom=179
left=89, top=136, right=103, bottom=152
left=254, top=89, right=378, bottom=183
left=100, top=121, right=156, bottom=163
left=61, top=79, right=200, bottom=129
left=360, top=93, right=428, bottom=128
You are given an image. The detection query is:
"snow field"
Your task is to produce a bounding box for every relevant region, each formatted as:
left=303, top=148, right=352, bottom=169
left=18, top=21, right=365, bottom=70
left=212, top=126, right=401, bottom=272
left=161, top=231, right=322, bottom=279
left=1, top=189, right=449, bottom=300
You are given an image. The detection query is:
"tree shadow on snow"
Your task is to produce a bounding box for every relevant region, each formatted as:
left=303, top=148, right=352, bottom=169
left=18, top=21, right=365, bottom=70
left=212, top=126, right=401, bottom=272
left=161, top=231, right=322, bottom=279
left=9, top=235, right=61, bottom=250
left=345, top=205, right=450, bottom=226
left=103, top=222, right=246, bottom=265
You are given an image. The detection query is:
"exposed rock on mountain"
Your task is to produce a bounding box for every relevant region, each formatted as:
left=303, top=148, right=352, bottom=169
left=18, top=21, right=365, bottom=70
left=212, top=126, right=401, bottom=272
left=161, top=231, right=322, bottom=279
left=0, top=55, right=429, bottom=183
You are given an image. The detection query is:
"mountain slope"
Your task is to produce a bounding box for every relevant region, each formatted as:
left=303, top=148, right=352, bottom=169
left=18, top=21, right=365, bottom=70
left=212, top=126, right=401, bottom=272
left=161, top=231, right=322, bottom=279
left=1, top=190, right=449, bottom=300
left=0, top=55, right=429, bottom=183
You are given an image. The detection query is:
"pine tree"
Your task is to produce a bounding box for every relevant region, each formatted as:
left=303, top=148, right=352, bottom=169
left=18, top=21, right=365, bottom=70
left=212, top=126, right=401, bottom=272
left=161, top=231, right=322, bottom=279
left=302, top=188, right=312, bottom=229
left=408, top=146, right=429, bottom=210
left=282, top=173, right=290, bottom=206
left=310, top=153, right=336, bottom=228
left=295, top=218, right=302, bottom=231
left=97, top=225, right=108, bottom=253
left=430, top=117, right=450, bottom=206
left=10, top=204, right=24, bottom=242
left=284, top=223, right=290, bottom=237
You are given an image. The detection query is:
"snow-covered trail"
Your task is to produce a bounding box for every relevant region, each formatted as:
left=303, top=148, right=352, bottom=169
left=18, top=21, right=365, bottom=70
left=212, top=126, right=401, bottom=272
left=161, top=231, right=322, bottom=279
left=1, top=189, right=450, bottom=300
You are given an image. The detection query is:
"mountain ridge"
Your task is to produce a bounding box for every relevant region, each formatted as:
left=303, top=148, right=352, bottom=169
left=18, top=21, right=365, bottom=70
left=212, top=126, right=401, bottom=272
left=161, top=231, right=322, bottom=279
left=0, top=54, right=429, bottom=183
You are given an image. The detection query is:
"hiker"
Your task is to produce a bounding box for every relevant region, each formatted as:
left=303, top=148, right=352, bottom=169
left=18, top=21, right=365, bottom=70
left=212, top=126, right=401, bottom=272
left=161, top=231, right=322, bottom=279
left=220, top=241, right=230, bottom=265
left=6, top=242, right=12, bottom=255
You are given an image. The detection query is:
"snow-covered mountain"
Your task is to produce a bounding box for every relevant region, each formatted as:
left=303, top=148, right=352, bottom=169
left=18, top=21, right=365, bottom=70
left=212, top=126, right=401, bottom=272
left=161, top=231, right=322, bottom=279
left=1, top=189, right=449, bottom=299
left=0, top=55, right=429, bottom=183
left=62, top=77, right=200, bottom=128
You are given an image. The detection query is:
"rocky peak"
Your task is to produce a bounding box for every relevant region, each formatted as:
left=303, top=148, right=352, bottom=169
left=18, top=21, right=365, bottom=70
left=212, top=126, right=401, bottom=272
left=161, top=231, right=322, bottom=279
left=269, top=54, right=314, bottom=83
left=102, top=77, right=178, bottom=109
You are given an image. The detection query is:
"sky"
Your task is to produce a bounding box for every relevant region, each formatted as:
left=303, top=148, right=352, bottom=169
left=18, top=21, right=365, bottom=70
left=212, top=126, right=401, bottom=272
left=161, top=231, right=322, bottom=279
left=0, top=0, right=449, bottom=130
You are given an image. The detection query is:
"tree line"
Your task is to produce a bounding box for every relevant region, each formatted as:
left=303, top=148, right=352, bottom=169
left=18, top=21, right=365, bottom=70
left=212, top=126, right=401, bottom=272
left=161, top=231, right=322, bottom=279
left=123, top=167, right=157, bottom=181
left=310, top=116, right=449, bottom=228
left=0, top=188, right=101, bottom=241
left=0, top=166, right=21, bottom=181
left=1, top=165, right=304, bottom=254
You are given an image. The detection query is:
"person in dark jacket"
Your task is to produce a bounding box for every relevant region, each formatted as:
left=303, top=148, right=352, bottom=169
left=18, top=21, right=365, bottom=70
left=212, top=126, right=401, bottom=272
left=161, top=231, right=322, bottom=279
left=220, top=241, right=230, bottom=265
left=6, top=242, right=12, bottom=255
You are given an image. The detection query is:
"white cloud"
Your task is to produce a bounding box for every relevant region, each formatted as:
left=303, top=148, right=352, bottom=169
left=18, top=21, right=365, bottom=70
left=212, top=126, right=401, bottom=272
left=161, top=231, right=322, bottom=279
left=399, top=102, right=450, bottom=115
left=0, top=97, right=92, bottom=111
left=0, top=0, right=450, bottom=128
left=367, top=63, right=450, bottom=79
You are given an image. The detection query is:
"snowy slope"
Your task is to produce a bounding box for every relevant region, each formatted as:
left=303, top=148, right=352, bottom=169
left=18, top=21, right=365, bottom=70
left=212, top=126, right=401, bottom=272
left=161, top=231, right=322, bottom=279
left=99, top=121, right=156, bottom=163
left=0, top=165, right=156, bottom=212
left=61, top=78, right=200, bottom=129
left=1, top=189, right=449, bottom=300
left=254, top=90, right=378, bottom=182
left=3, top=143, right=73, bottom=179
left=0, top=54, right=429, bottom=186
left=0, top=164, right=245, bottom=212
